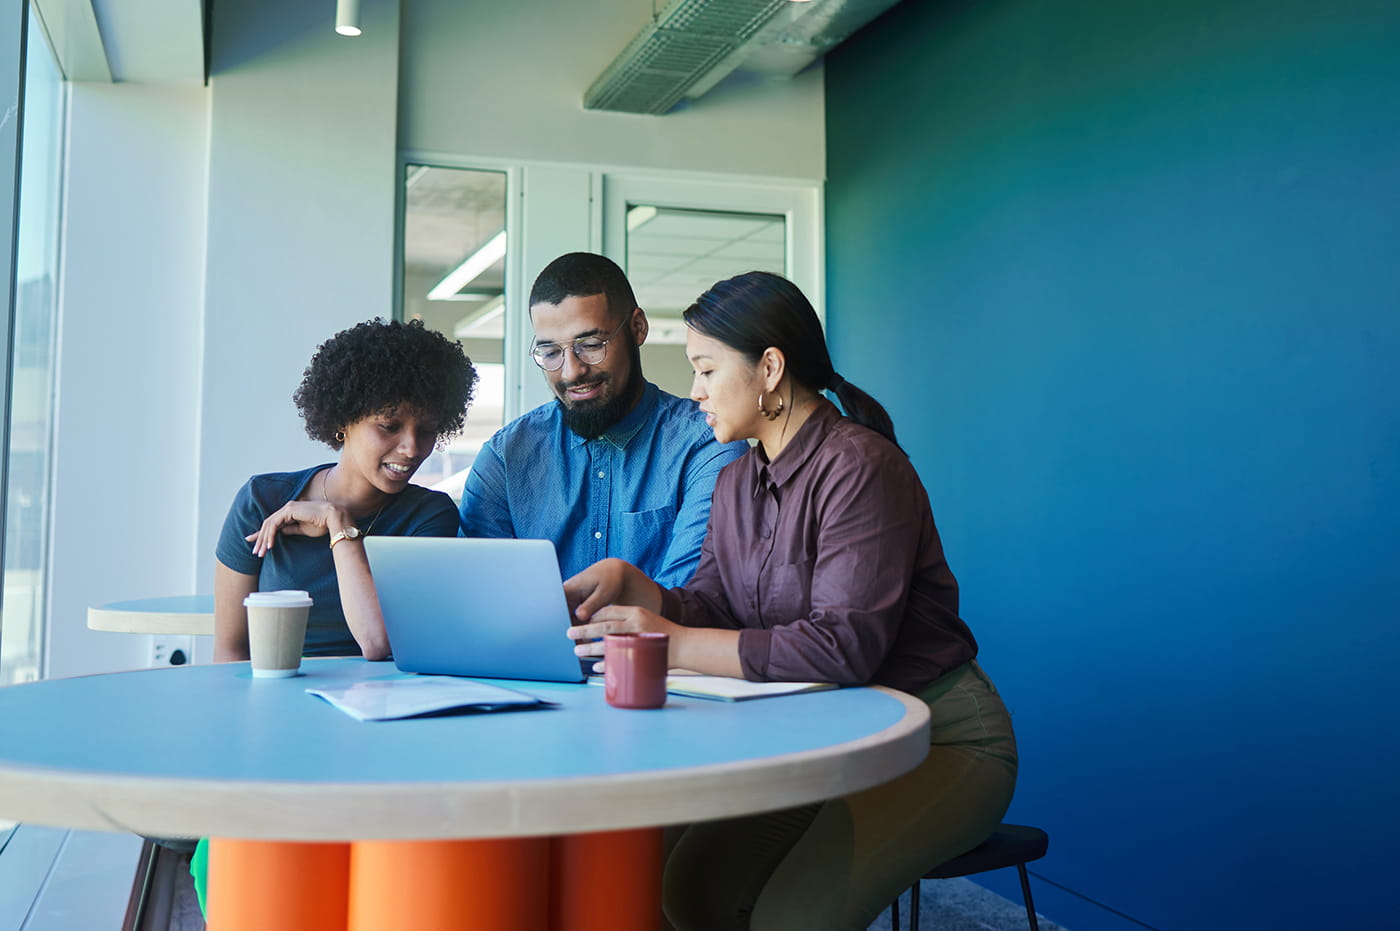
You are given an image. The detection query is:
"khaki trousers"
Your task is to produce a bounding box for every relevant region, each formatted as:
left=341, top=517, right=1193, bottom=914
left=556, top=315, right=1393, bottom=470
left=662, top=661, right=1019, bottom=931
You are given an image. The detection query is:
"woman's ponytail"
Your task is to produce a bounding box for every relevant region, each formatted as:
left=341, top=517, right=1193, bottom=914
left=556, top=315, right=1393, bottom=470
left=686, top=272, right=903, bottom=452
left=828, top=373, right=900, bottom=450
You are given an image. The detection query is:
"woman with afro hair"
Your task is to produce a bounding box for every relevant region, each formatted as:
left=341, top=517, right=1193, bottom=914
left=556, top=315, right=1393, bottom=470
left=213, top=318, right=477, bottom=662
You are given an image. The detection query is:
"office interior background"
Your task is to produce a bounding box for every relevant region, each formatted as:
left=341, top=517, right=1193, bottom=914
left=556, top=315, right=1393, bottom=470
left=1, top=1, right=1396, bottom=929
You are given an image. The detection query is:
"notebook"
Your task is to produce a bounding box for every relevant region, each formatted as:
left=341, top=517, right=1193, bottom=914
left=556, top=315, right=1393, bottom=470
left=587, top=673, right=837, bottom=701
left=363, top=536, right=585, bottom=683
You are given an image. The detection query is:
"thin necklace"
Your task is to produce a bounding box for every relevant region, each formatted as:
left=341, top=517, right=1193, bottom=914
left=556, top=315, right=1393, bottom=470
left=322, top=467, right=386, bottom=535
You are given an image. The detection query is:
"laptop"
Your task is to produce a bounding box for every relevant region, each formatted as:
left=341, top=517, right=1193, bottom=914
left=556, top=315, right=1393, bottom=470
left=363, top=536, right=585, bottom=683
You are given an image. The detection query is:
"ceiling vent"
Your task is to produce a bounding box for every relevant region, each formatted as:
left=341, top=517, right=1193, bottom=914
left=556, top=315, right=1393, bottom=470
left=585, top=0, right=903, bottom=115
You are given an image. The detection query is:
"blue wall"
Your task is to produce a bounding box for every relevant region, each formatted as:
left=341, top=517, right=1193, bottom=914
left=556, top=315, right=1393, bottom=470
left=825, top=1, right=1400, bottom=928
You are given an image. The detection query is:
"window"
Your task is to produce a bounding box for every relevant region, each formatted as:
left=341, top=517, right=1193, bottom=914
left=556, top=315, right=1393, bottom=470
left=625, top=206, right=786, bottom=398
left=1, top=2, right=65, bottom=847
left=397, top=162, right=821, bottom=497
left=2, top=6, right=64, bottom=688
left=603, top=173, right=821, bottom=397
left=400, top=164, right=509, bottom=502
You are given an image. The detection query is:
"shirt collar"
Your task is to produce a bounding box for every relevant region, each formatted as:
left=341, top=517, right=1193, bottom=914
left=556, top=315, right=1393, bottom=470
left=566, top=381, right=659, bottom=450
left=754, top=398, right=842, bottom=491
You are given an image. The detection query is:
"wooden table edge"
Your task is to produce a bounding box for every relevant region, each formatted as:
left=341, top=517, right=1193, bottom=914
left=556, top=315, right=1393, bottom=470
left=86, top=606, right=215, bottom=636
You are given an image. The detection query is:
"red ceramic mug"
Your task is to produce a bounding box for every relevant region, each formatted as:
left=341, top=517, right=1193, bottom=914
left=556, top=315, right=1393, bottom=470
left=604, top=633, right=670, bottom=709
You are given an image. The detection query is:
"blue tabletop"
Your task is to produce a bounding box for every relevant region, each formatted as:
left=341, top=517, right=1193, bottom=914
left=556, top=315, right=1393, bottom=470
left=0, top=658, right=929, bottom=840
left=97, top=595, right=214, bottom=614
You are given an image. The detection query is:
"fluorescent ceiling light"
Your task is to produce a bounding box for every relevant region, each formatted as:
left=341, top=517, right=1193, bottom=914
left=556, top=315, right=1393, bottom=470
left=453, top=296, right=506, bottom=338
left=627, top=205, right=658, bottom=232
left=436, top=291, right=498, bottom=303
left=428, top=231, right=507, bottom=302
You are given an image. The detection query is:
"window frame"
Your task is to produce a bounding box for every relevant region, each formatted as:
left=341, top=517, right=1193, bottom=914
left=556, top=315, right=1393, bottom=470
left=396, top=154, right=824, bottom=425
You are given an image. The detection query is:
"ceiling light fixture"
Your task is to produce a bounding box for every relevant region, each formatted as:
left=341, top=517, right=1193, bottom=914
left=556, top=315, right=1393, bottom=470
left=453, top=297, right=507, bottom=338
left=586, top=0, right=904, bottom=114
left=336, top=0, right=362, bottom=36
left=427, top=231, right=507, bottom=302
left=627, top=205, right=658, bottom=232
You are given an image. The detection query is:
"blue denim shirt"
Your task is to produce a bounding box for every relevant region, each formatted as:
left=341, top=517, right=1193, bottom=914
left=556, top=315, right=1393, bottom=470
left=459, top=382, right=747, bottom=588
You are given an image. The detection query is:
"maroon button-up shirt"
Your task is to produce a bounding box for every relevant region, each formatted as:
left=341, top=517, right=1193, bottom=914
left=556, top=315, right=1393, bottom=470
left=659, top=400, right=977, bottom=694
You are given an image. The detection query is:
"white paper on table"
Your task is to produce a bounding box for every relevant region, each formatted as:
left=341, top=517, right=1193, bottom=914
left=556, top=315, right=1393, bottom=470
left=307, top=675, right=555, bottom=722
left=663, top=675, right=838, bottom=702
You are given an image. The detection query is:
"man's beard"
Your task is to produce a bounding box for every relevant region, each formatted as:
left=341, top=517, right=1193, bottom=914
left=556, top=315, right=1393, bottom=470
left=557, top=336, right=644, bottom=440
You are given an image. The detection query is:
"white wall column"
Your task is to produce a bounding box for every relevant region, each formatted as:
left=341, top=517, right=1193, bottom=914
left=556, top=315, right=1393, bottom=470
left=46, top=83, right=209, bottom=678
left=197, top=0, right=402, bottom=576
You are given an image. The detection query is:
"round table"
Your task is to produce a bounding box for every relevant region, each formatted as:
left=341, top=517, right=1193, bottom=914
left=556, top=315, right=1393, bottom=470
left=0, top=658, right=930, bottom=930
left=86, top=595, right=215, bottom=636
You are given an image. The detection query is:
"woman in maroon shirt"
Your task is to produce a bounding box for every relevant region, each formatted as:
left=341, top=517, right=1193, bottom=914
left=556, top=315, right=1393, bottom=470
left=566, top=271, right=1018, bottom=931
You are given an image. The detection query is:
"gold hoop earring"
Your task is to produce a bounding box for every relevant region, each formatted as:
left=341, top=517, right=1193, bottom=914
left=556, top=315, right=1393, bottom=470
left=758, top=392, right=784, bottom=421
left=334, top=430, right=346, bottom=443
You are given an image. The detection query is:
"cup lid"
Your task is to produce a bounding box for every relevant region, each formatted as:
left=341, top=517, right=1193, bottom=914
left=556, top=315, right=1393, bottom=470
left=244, top=589, right=313, bottom=608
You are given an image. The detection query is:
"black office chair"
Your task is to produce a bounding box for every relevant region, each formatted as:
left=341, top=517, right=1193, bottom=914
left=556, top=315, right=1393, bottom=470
left=890, top=823, right=1049, bottom=931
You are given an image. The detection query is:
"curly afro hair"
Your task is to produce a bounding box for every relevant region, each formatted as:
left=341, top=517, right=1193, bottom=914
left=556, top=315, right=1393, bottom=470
left=294, top=318, right=477, bottom=449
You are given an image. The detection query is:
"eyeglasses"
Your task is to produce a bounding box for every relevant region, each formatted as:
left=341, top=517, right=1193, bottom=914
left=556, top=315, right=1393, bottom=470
left=530, top=318, right=630, bottom=371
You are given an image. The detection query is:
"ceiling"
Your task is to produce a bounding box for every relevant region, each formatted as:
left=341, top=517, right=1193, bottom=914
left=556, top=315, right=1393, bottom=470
left=626, top=206, right=785, bottom=318
left=58, top=0, right=902, bottom=105
left=49, top=1, right=804, bottom=347
left=32, top=0, right=206, bottom=84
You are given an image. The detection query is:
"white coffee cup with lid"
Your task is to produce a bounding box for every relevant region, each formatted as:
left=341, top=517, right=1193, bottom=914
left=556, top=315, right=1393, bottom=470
left=244, top=590, right=312, bottom=678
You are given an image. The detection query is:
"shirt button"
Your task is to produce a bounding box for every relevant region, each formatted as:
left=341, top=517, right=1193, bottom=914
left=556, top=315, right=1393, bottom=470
left=597, top=471, right=605, bottom=478
left=594, top=531, right=602, bottom=540
left=762, top=528, right=772, bottom=539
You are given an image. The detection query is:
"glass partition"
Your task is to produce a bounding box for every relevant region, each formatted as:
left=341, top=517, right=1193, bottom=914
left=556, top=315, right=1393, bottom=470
left=400, top=165, right=508, bottom=502
left=625, top=206, right=785, bottom=398
left=1, top=3, right=65, bottom=847
left=2, top=6, right=64, bottom=689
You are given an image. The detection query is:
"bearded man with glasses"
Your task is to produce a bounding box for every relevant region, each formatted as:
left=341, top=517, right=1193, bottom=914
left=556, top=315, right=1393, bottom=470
left=459, top=252, right=747, bottom=588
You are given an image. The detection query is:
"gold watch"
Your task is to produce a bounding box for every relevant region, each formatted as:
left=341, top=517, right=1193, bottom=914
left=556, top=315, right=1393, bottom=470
left=329, top=526, right=362, bottom=549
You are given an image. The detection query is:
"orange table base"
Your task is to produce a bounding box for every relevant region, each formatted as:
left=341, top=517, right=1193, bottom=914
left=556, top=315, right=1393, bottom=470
left=206, top=830, right=662, bottom=931
left=206, top=839, right=350, bottom=931
left=551, top=828, right=664, bottom=931
left=350, top=838, right=551, bottom=931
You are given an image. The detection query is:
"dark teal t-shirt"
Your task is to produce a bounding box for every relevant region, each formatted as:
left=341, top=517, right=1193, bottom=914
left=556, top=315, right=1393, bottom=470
left=215, top=463, right=459, bottom=656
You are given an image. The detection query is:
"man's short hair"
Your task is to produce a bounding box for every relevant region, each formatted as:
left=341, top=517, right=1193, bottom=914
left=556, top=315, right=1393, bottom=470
left=529, top=252, right=639, bottom=321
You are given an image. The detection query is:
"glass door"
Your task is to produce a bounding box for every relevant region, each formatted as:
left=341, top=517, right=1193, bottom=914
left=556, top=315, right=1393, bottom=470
left=625, top=206, right=786, bottom=397
left=2, top=5, right=64, bottom=690
left=399, top=164, right=509, bottom=503
left=603, top=174, right=821, bottom=398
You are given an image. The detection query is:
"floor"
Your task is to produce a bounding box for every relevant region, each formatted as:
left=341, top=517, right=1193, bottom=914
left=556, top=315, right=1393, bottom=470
left=867, top=877, right=1068, bottom=931
left=0, top=826, right=143, bottom=931
left=143, top=850, right=1066, bottom=931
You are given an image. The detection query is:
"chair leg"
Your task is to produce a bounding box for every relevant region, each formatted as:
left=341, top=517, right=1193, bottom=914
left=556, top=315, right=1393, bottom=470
left=909, top=879, right=920, bottom=931
left=1016, top=864, right=1040, bottom=931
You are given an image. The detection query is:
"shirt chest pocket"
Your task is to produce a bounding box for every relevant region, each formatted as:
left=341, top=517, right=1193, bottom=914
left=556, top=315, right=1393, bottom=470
left=757, top=557, right=814, bottom=627
left=617, top=504, right=678, bottom=574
